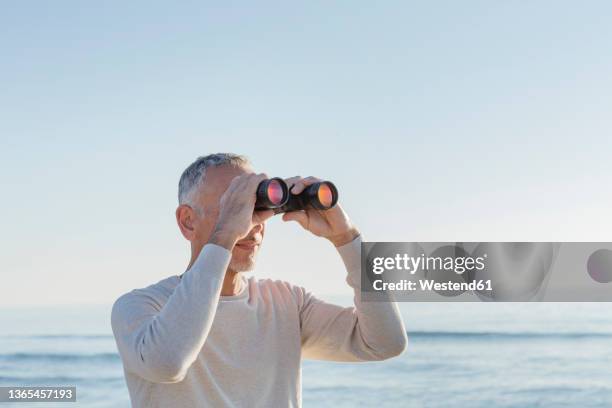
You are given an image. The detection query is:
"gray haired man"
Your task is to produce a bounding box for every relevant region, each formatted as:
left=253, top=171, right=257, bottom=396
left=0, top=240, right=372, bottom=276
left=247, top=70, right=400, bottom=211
left=111, top=153, right=407, bottom=407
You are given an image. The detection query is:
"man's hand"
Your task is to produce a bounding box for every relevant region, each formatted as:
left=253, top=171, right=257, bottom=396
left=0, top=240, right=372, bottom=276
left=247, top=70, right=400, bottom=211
left=210, top=173, right=274, bottom=250
left=282, top=176, right=360, bottom=247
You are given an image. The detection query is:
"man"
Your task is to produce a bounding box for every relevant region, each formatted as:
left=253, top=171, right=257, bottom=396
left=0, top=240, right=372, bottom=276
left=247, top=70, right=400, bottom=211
left=111, top=153, right=407, bottom=408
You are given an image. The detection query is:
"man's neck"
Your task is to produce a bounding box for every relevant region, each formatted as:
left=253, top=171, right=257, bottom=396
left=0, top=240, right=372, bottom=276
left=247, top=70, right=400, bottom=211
left=220, top=270, right=244, bottom=296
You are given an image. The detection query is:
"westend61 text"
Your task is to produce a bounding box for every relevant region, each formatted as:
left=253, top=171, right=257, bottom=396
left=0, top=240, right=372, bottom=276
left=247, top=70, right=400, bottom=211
left=372, top=279, right=493, bottom=292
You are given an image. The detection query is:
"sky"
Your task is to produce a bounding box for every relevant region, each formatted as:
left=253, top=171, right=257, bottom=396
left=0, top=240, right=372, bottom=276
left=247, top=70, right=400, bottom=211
left=1, top=1, right=611, bottom=306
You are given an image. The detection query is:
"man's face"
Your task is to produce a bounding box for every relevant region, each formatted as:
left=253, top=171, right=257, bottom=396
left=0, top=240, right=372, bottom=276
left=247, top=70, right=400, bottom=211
left=190, top=164, right=265, bottom=272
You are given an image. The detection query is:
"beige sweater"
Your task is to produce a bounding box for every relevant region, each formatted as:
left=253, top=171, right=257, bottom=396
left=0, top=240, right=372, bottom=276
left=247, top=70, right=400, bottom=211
left=111, top=236, right=407, bottom=408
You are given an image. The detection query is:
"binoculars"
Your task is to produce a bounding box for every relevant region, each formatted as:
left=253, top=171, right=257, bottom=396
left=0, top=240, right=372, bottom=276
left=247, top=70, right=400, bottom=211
left=254, top=178, right=338, bottom=214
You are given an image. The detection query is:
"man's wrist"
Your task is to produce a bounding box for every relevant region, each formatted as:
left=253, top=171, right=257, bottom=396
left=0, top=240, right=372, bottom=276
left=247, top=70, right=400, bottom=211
left=209, top=228, right=239, bottom=251
left=328, top=227, right=360, bottom=247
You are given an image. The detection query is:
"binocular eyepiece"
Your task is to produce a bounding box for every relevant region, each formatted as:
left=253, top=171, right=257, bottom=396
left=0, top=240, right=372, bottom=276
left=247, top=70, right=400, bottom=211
left=255, top=178, right=338, bottom=214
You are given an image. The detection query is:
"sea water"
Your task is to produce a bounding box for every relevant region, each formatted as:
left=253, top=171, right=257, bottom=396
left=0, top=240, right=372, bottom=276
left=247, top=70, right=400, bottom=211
left=1, top=303, right=611, bottom=407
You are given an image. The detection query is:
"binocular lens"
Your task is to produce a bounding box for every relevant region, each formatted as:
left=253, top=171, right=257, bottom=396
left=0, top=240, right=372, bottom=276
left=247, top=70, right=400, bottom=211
left=316, top=183, right=335, bottom=208
left=306, top=181, right=338, bottom=210
left=267, top=179, right=285, bottom=205
left=255, top=177, right=289, bottom=210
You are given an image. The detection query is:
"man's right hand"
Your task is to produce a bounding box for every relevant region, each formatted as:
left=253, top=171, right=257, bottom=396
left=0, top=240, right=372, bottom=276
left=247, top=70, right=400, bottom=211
left=209, top=173, right=274, bottom=250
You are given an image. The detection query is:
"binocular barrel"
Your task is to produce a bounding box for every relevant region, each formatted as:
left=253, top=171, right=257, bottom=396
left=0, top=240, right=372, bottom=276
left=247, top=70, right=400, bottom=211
left=254, top=178, right=338, bottom=214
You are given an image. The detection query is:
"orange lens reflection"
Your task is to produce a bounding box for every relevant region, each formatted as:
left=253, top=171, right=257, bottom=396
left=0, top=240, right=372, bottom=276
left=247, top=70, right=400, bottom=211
left=317, top=183, right=334, bottom=207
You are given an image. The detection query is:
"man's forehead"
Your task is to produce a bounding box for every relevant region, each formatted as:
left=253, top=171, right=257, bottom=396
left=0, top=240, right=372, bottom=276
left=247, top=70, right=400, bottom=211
left=201, top=164, right=254, bottom=193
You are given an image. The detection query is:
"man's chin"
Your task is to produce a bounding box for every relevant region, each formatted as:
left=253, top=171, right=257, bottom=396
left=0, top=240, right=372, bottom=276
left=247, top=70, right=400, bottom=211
left=230, top=246, right=259, bottom=272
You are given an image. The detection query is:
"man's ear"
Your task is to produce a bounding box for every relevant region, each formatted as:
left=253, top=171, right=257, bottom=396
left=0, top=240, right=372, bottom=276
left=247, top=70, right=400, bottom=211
left=176, top=204, right=198, bottom=241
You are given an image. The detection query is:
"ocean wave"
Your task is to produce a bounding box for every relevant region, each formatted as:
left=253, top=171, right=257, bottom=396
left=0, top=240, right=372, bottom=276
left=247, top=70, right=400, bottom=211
left=408, top=330, right=612, bottom=339
left=0, top=352, right=120, bottom=362
left=0, top=334, right=113, bottom=340
left=0, top=375, right=123, bottom=383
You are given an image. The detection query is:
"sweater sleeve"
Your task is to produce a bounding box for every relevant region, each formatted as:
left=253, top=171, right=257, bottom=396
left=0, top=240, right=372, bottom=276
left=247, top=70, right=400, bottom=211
left=299, top=235, right=408, bottom=361
left=111, top=244, right=231, bottom=383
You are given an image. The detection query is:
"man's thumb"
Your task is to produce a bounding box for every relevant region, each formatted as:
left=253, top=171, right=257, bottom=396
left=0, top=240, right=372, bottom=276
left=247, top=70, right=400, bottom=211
left=282, top=211, right=308, bottom=229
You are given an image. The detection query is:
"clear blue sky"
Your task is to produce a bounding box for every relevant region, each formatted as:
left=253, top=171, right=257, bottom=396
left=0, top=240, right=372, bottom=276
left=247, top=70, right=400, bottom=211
left=1, top=1, right=611, bottom=305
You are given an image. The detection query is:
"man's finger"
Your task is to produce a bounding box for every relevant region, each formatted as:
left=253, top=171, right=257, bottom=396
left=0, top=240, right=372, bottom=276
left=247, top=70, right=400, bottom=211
left=245, top=173, right=269, bottom=196
left=282, top=210, right=309, bottom=229
left=290, top=176, right=322, bottom=194
left=283, top=176, right=302, bottom=195
left=283, top=176, right=302, bottom=191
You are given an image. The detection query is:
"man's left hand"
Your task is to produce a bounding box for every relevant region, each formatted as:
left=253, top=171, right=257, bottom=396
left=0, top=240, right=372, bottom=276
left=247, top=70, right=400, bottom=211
left=281, top=176, right=360, bottom=247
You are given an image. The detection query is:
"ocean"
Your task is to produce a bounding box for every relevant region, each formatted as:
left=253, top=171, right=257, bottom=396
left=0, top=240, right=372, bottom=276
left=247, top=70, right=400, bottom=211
left=1, top=302, right=611, bottom=407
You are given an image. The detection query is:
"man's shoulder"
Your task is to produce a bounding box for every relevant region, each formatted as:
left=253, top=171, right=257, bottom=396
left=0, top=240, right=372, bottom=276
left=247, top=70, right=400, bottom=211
left=112, top=276, right=179, bottom=318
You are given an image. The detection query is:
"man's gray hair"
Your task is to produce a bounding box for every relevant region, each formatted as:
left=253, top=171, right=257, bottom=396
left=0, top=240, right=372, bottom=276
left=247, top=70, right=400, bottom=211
left=178, top=153, right=250, bottom=205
